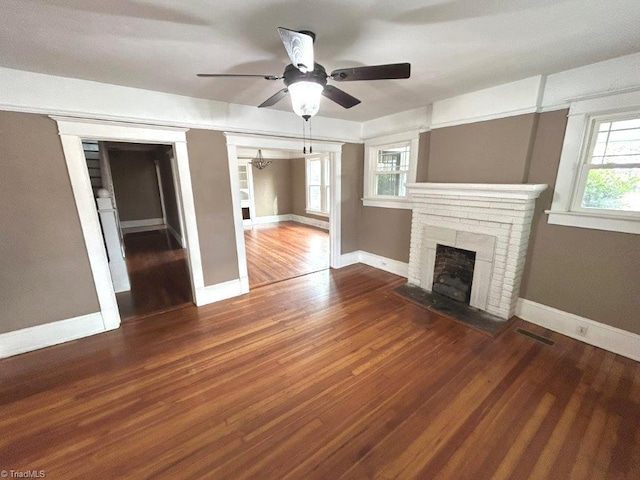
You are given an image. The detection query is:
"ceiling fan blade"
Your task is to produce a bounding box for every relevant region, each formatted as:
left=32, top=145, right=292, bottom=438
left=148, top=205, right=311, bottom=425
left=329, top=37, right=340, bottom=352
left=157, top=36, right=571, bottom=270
left=258, top=88, right=289, bottom=108
left=277, top=27, right=314, bottom=73
left=322, top=85, right=361, bottom=109
left=330, top=63, right=411, bottom=82
left=197, top=73, right=281, bottom=80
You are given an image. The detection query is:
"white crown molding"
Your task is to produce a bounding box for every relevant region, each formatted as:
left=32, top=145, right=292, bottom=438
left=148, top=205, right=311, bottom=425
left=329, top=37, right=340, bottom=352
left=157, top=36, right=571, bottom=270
left=0, top=312, right=109, bottom=359
left=431, top=76, right=545, bottom=130
left=361, top=107, right=432, bottom=140
left=0, top=66, right=362, bottom=143
left=542, top=53, right=640, bottom=109
left=516, top=298, right=640, bottom=362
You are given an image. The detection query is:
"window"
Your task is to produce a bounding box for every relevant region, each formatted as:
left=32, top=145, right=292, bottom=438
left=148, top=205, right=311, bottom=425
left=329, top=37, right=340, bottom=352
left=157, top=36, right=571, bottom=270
left=547, top=90, right=640, bottom=234
left=306, top=155, right=330, bottom=216
left=363, top=130, right=419, bottom=209
left=574, top=115, right=640, bottom=213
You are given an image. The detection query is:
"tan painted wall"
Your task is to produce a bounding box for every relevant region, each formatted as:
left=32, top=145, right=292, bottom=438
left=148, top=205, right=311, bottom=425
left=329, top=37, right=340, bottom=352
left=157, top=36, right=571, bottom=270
left=109, top=149, right=163, bottom=222
left=252, top=159, right=292, bottom=217
left=186, top=129, right=239, bottom=286
left=428, top=113, right=538, bottom=183
left=359, top=207, right=413, bottom=263
left=290, top=157, right=328, bottom=223
left=341, top=144, right=364, bottom=254
left=520, top=110, right=640, bottom=335
left=415, top=131, right=431, bottom=182
left=0, top=111, right=99, bottom=334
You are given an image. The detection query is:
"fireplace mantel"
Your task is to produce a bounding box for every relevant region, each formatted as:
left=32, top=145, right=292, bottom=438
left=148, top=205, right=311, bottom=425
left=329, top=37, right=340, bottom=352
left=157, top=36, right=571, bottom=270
left=406, top=182, right=547, bottom=320
left=406, top=183, right=548, bottom=200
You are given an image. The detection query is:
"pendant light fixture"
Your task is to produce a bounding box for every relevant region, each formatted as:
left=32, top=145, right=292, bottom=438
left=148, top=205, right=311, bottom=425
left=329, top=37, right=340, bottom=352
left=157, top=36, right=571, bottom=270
left=249, top=149, right=272, bottom=170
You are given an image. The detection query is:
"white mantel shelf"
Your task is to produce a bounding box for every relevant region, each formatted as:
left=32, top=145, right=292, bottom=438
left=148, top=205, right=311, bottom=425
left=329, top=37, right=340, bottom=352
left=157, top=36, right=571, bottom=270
left=406, top=183, right=548, bottom=200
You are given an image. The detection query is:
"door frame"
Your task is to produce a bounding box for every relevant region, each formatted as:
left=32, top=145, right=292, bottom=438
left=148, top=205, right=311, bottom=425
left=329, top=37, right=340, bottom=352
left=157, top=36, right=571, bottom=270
left=53, top=117, right=204, bottom=329
left=224, top=132, right=343, bottom=290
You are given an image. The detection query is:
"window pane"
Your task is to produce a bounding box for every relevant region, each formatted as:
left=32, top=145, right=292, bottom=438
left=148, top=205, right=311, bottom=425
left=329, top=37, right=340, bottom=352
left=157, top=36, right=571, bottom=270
left=591, top=118, right=640, bottom=165
left=308, top=185, right=321, bottom=211
left=376, top=145, right=410, bottom=172
left=581, top=168, right=640, bottom=211
left=308, top=159, right=321, bottom=185
left=611, top=118, right=640, bottom=130
left=376, top=173, right=407, bottom=197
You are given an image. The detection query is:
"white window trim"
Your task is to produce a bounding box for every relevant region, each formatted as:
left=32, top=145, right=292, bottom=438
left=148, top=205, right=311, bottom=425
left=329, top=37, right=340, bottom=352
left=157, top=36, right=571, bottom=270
left=363, top=130, right=419, bottom=209
left=546, top=90, right=640, bottom=234
left=305, top=154, right=330, bottom=217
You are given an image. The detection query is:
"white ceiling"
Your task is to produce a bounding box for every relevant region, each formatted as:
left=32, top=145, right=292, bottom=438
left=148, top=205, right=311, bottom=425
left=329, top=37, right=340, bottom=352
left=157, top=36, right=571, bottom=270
left=1, top=0, right=639, bottom=122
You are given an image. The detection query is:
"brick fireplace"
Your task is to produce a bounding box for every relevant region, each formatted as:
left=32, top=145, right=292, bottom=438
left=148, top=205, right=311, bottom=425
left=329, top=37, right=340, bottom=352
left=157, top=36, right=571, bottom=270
left=406, top=183, right=547, bottom=320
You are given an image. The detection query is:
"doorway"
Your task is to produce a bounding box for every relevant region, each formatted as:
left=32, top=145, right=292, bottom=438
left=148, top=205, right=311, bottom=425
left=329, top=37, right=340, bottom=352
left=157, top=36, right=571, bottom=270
left=55, top=118, right=205, bottom=331
left=81, top=140, right=192, bottom=319
left=225, top=133, right=343, bottom=293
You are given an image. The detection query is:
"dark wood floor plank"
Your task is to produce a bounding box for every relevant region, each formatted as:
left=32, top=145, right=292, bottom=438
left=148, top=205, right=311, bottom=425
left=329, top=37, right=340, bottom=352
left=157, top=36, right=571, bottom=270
left=0, top=264, right=638, bottom=479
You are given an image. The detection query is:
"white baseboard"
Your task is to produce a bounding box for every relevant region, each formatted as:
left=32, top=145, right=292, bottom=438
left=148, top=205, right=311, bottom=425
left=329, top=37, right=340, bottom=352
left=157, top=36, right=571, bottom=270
left=516, top=298, right=640, bottom=362
left=120, top=217, right=165, bottom=229
left=338, top=251, right=361, bottom=268
left=251, top=214, right=292, bottom=225
left=336, top=250, right=409, bottom=278
left=166, top=223, right=185, bottom=248
left=290, top=214, right=330, bottom=231
left=0, top=312, right=112, bottom=359
left=195, top=277, right=249, bottom=306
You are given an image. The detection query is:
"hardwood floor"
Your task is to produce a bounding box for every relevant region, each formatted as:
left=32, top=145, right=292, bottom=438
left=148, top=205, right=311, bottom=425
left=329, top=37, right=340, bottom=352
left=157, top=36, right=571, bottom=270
left=245, top=221, right=329, bottom=288
left=1, top=265, right=638, bottom=479
left=115, top=229, right=191, bottom=319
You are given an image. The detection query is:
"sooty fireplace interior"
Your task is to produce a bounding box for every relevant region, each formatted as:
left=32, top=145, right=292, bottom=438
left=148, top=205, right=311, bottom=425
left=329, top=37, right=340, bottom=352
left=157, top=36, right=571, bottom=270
left=432, top=244, right=476, bottom=304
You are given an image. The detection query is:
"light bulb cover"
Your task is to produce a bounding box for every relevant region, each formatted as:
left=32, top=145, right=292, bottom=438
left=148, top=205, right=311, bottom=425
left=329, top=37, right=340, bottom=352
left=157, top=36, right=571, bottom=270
left=288, top=81, right=323, bottom=119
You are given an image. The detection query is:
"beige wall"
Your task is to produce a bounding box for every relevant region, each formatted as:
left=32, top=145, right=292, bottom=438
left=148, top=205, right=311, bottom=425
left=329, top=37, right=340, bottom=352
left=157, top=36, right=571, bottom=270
left=252, top=159, right=292, bottom=217
left=428, top=113, right=538, bottom=183
left=415, top=131, right=431, bottom=182
left=359, top=207, right=412, bottom=263
left=0, top=111, right=99, bottom=334
left=290, top=157, right=328, bottom=223
left=109, top=149, right=163, bottom=222
left=341, top=144, right=364, bottom=254
left=520, top=110, right=640, bottom=335
left=186, top=129, right=239, bottom=286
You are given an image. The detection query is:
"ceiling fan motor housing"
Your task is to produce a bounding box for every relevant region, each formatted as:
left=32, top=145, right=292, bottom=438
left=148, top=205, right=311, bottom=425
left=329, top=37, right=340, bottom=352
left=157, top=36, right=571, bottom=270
left=283, top=63, right=328, bottom=89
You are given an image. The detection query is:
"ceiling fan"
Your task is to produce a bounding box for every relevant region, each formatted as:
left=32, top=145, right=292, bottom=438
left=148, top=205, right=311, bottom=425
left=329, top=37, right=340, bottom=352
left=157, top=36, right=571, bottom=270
left=197, top=27, right=411, bottom=120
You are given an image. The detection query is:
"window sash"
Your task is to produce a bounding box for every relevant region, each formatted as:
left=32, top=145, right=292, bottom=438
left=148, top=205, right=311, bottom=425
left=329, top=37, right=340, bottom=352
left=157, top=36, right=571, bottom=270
left=571, top=112, right=640, bottom=217
left=370, top=141, right=411, bottom=199
left=306, top=155, right=330, bottom=215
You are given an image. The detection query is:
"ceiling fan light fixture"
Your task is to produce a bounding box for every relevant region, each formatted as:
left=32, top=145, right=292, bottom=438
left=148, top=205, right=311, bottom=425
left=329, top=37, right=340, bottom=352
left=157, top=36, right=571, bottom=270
left=288, top=81, right=324, bottom=120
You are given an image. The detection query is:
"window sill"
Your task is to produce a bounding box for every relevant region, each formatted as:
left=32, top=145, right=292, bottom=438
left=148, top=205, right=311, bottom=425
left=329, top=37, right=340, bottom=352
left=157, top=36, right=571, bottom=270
left=362, top=198, right=413, bottom=210
left=546, top=210, right=640, bottom=234
left=305, top=210, right=329, bottom=218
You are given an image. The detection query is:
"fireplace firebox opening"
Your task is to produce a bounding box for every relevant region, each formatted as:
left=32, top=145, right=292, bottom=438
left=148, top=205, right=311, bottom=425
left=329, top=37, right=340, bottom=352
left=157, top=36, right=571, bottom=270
left=432, top=244, right=476, bottom=304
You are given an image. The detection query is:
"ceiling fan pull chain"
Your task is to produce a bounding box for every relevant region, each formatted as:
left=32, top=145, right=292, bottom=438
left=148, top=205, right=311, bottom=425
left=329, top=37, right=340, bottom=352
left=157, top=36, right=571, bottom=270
left=302, top=118, right=306, bottom=154
left=309, top=120, right=313, bottom=154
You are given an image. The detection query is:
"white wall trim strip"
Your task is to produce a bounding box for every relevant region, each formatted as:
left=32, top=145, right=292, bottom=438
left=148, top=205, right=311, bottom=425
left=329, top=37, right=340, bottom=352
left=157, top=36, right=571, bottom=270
left=251, top=214, right=293, bottom=225
left=120, top=218, right=164, bottom=229
left=516, top=298, right=640, bottom=362
left=0, top=312, right=109, bottom=359
left=195, top=279, right=248, bottom=307
left=166, top=223, right=185, bottom=247
left=290, top=214, right=330, bottom=231
left=336, top=251, right=409, bottom=278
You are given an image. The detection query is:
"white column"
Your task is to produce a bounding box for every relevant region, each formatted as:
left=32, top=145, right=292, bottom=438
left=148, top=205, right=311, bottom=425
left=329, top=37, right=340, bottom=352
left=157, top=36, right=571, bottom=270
left=96, top=192, right=131, bottom=293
